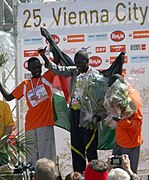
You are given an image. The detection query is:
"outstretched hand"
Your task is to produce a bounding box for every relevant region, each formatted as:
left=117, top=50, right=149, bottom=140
left=38, top=46, right=47, bottom=56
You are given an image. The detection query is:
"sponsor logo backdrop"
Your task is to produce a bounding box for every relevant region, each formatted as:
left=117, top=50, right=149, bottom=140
left=17, top=0, right=149, bottom=150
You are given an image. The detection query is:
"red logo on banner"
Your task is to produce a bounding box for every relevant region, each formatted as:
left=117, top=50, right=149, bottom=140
left=67, top=34, right=84, bottom=43
left=51, top=35, right=60, bottom=44
left=110, top=45, right=126, bottom=52
left=95, top=46, right=106, bottom=53
left=62, top=48, right=77, bottom=54
left=24, top=50, right=38, bottom=57
left=89, top=56, right=102, bottom=67
left=110, top=56, right=128, bottom=64
left=110, top=31, right=125, bottom=42
left=133, top=30, right=149, bottom=38
left=130, top=44, right=146, bottom=51
left=141, top=44, right=146, bottom=50
left=130, top=68, right=145, bottom=75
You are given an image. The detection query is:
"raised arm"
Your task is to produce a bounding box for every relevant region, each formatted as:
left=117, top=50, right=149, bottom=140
left=38, top=47, right=76, bottom=77
left=0, top=83, right=15, bottom=101
left=40, top=27, right=74, bottom=66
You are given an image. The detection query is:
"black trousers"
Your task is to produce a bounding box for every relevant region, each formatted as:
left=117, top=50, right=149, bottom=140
left=113, top=143, right=140, bottom=173
left=70, top=109, right=98, bottom=173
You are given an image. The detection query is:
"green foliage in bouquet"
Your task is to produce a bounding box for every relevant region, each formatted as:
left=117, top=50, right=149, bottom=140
left=104, top=79, right=137, bottom=119
left=0, top=53, right=8, bottom=67
left=73, top=70, right=108, bottom=129
left=0, top=130, right=31, bottom=166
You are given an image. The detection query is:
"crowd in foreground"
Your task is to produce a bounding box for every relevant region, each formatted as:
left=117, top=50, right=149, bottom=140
left=34, top=154, right=140, bottom=180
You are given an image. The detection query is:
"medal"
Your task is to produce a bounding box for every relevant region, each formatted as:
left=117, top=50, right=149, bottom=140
left=30, top=78, right=40, bottom=101
left=30, top=95, right=38, bottom=101
left=34, top=95, right=38, bottom=100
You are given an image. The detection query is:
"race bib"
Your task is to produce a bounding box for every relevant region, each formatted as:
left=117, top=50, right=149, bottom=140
left=28, top=84, right=49, bottom=107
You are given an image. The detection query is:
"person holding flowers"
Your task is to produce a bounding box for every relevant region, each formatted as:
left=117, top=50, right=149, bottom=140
left=105, top=74, right=143, bottom=173
left=39, top=48, right=98, bottom=173
left=39, top=27, right=126, bottom=174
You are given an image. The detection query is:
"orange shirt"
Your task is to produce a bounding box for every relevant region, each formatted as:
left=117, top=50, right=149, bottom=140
left=12, top=70, right=55, bottom=131
left=116, top=89, right=143, bottom=148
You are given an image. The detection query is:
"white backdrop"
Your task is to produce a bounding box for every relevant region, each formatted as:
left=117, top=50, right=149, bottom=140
left=17, top=0, right=149, bottom=163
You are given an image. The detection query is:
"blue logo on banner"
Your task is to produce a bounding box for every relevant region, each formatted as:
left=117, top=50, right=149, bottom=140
left=87, top=34, right=107, bottom=42
left=130, top=55, right=149, bottom=63
left=24, top=37, right=43, bottom=45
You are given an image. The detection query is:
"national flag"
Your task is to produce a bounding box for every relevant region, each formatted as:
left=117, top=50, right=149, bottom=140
left=49, top=54, right=71, bottom=131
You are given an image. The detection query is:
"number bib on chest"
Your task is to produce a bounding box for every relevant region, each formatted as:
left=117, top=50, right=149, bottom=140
left=28, top=84, right=49, bottom=107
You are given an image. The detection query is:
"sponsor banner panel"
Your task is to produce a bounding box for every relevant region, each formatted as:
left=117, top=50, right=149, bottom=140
left=17, top=0, right=149, bottom=150
left=17, top=1, right=149, bottom=112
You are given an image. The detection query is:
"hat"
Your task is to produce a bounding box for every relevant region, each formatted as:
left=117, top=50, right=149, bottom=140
left=84, top=160, right=108, bottom=180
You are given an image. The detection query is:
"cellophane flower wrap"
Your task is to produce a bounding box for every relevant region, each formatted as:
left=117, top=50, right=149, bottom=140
left=103, top=79, right=138, bottom=119
left=71, top=69, right=108, bottom=129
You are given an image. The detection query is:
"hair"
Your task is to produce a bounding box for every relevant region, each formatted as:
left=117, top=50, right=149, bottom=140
left=89, top=159, right=109, bottom=172
left=74, top=50, right=89, bottom=62
left=84, top=159, right=109, bottom=180
left=27, top=57, right=41, bottom=70
left=108, top=168, right=130, bottom=180
left=65, top=172, right=82, bottom=180
left=71, top=172, right=82, bottom=180
left=65, top=173, right=72, bottom=180
left=35, top=158, right=56, bottom=180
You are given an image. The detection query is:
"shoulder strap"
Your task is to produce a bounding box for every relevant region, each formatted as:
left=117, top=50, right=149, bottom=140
left=41, top=77, right=53, bottom=92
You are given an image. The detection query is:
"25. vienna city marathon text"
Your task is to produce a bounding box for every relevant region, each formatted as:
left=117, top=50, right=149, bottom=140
left=22, top=2, right=148, bottom=29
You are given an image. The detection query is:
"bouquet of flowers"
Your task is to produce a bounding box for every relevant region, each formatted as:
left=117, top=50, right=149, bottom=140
left=103, top=79, right=137, bottom=120
left=71, top=69, right=108, bottom=129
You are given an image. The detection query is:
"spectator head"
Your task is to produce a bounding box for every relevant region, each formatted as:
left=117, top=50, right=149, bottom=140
left=71, top=172, right=82, bottom=180
left=65, top=173, right=72, bottom=180
left=74, top=50, right=89, bottom=73
left=65, top=172, right=82, bottom=180
left=108, top=168, right=130, bottom=180
left=34, top=158, right=56, bottom=180
left=84, top=159, right=109, bottom=180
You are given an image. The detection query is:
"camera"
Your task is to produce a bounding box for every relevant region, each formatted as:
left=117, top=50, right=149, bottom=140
left=111, top=155, right=122, bottom=165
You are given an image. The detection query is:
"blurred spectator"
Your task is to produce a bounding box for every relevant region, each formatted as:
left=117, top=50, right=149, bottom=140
left=0, top=100, right=15, bottom=165
left=65, top=172, right=82, bottom=180
left=65, top=173, right=72, bottom=180
left=84, top=159, right=109, bottom=180
left=0, top=100, right=15, bottom=139
left=82, top=154, right=140, bottom=180
left=34, top=158, right=56, bottom=180
left=108, top=154, right=140, bottom=180
left=121, top=154, right=140, bottom=180
left=108, top=168, right=130, bottom=180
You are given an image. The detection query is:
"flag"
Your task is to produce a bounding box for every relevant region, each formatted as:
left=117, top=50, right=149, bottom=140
left=52, top=76, right=70, bottom=131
